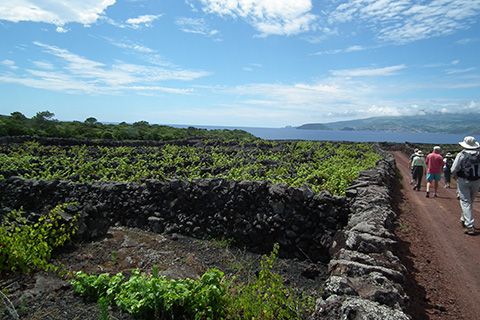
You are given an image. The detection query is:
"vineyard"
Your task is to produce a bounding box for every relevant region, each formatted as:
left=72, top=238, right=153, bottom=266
left=0, top=140, right=380, bottom=195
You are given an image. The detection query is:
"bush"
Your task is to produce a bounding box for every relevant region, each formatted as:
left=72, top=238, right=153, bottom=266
left=0, top=203, right=79, bottom=273
left=70, top=244, right=315, bottom=319
left=226, top=244, right=315, bottom=319
left=72, top=268, right=227, bottom=320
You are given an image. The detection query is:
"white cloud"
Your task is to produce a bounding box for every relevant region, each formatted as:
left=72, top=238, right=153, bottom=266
left=55, top=26, right=68, bottom=33
left=108, top=39, right=155, bottom=54
left=125, top=14, right=161, bottom=29
left=243, top=63, right=262, bottom=72
left=445, top=67, right=476, bottom=75
left=32, top=61, right=54, bottom=70
left=0, top=59, right=18, bottom=70
left=0, top=42, right=209, bottom=95
left=0, top=0, right=116, bottom=26
left=161, top=76, right=480, bottom=126
left=330, top=65, right=406, bottom=77
left=198, top=0, right=318, bottom=36
left=456, top=37, right=479, bottom=45
left=175, top=17, right=220, bottom=37
left=313, top=44, right=369, bottom=55
left=330, top=0, right=480, bottom=43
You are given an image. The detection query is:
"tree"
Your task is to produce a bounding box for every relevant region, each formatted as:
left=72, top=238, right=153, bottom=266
left=84, top=117, right=98, bottom=125
left=10, top=111, right=27, bottom=120
left=133, top=120, right=149, bottom=127
left=33, top=111, right=55, bottom=122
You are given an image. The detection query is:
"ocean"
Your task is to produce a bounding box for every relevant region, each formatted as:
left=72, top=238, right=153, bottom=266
left=170, top=125, right=468, bottom=144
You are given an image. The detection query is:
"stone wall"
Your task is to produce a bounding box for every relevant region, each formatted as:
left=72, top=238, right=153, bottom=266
left=311, top=150, right=411, bottom=319
left=0, top=141, right=414, bottom=318
left=0, top=177, right=348, bottom=262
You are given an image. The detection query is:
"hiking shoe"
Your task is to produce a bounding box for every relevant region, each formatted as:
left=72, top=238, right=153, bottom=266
left=465, top=227, right=476, bottom=235
left=434, top=193, right=438, bottom=198
left=426, top=192, right=430, bottom=198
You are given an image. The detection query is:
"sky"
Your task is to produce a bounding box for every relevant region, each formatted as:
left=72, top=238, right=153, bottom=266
left=0, top=0, right=479, bottom=128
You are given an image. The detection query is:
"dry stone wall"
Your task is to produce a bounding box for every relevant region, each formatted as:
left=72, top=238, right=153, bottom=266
left=311, top=150, right=411, bottom=319
left=0, top=142, right=413, bottom=318
left=0, top=177, right=348, bottom=262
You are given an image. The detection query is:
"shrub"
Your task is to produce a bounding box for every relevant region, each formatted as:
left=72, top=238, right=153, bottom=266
left=226, top=243, right=315, bottom=319
left=0, top=203, right=79, bottom=273
left=70, top=244, right=315, bottom=319
left=72, top=268, right=227, bottom=320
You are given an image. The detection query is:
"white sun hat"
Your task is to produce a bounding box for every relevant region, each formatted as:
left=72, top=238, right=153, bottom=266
left=459, top=136, right=480, bottom=150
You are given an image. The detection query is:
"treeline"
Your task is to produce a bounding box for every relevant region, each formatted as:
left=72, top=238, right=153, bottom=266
left=0, top=111, right=255, bottom=141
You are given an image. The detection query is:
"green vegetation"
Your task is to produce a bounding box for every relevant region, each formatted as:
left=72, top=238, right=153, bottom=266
left=0, top=204, right=78, bottom=273
left=0, top=111, right=255, bottom=141
left=0, top=140, right=381, bottom=195
left=226, top=244, right=314, bottom=319
left=71, top=244, right=314, bottom=320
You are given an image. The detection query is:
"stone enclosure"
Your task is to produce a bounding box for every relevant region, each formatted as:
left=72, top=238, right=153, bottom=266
left=0, top=139, right=412, bottom=319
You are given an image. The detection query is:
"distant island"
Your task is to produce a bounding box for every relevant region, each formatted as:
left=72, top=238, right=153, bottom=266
left=297, top=112, right=480, bottom=134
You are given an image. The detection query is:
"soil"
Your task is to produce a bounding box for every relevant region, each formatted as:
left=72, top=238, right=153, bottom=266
left=1, top=227, right=325, bottom=320
left=393, top=151, right=480, bottom=320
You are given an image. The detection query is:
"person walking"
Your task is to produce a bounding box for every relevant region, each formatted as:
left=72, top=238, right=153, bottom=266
left=425, top=146, right=444, bottom=198
left=443, top=152, right=454, bottom=188
left=451, top=136, right=480, bottom=235
left=411, top=150, right=426, bottom=191
left=409, top=148, right=419, bottom=184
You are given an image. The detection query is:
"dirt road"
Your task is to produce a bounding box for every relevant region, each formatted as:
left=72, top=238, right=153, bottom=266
left=393, top=151, right=480, bottom=320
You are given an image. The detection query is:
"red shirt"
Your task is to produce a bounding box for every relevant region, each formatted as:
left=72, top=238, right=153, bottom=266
left=425, top=152, right=444, bottom=174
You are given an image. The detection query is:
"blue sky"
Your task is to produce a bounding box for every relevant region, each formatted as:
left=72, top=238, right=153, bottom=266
left=0, top=0, right=479, bottom=127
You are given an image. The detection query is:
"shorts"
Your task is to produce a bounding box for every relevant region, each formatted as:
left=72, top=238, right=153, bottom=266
left=426, top=173, right=442, bottom=182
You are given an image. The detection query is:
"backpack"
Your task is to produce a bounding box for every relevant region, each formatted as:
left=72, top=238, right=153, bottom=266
left=445, top=158, right=453, bottom=169
left=458, top=151, right=480, bottom=180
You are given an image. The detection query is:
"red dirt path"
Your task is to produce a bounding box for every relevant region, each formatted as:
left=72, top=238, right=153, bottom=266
left=393, top=151, right=480, bottom=320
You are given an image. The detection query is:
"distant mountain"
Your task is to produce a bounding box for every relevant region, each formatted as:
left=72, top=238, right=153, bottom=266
left=297, top=113, right=480, bottom=134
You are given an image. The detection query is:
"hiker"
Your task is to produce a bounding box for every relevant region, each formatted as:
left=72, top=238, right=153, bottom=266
left=411, top=150, right=426, bottom=191
left=443, top=152, right=454, bottom=188
left=409, top=148, right=419, bottom=184
left=451, top=136, right=480, bottom=235
left=425, top=146, right=444, bottom=198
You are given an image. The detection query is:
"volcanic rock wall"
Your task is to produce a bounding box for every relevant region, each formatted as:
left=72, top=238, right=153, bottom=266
left=311, top=151, right=411, bottom=319
left=0, top=141, right=413, bottom=318
left=0, top=177, right=348, bottom=262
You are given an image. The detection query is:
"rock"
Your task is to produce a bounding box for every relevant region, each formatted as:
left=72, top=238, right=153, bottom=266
left=271, top=201, right=285, bottom=215
left=29, top=274, right=68, bottom=296
left=329, top=259, right=404, bottom=283
left=148, top=216, right=164, bottom=233
left=312, top=295, right=410, bottom=320
left=269, top=184, right=287, bottom=196
left=301, top=263, right=323, bottom=280
left=344, top=230, right=396, bottom=254
left=322, top=276, right=357, bottom=297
